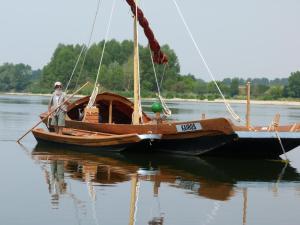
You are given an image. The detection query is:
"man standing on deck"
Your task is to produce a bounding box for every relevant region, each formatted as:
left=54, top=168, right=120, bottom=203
left=48, top=82, right=68, bottom=135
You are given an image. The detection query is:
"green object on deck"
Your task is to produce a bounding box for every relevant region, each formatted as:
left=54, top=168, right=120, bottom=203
left=151, top=102, right=163, bottom=113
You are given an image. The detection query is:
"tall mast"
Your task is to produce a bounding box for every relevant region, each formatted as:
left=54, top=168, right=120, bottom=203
left=132, top=0, right=141, bottom=125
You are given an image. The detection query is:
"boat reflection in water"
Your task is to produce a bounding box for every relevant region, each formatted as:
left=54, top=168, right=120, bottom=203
left=31, top=143, right=300, bottom=224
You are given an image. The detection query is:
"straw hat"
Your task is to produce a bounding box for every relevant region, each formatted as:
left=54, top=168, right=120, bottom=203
left=54, top=81, right=62, bottom=87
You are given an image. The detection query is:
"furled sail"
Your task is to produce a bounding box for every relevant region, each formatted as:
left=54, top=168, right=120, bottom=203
left=125, top=0, right=168, bottom=64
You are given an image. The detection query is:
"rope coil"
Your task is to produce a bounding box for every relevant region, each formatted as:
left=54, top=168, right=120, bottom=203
left=148, top=45, right=172, bottom=117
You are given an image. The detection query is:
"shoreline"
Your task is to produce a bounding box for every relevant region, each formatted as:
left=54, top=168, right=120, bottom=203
left=1, top=92, right=300, bottom=106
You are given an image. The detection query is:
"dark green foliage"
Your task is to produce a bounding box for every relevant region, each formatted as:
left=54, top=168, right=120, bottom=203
left=0, top=63, right=38, bottom=92
left=230, top=78, right=239, bottom=97
left=288, top=71, right=300, bottom=98
left=37, top=40, right=183, bottom=95
left=0, top=39, right=299, bottom=101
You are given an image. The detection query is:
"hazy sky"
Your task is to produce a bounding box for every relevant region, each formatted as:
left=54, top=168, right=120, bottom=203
left=0, top=0, right=299, bottom=80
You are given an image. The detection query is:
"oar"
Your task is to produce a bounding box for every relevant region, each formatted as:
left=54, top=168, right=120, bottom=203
left=17, top=82, right=90, bottom=143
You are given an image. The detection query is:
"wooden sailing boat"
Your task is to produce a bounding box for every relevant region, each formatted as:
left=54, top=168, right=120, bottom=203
left=40, top=0, right=300, bottom=158
left=29, top=83, right=160, bottom=151
left=41, top=0, right=237, bottom=156
left=40, top=91, right=237, bottom=155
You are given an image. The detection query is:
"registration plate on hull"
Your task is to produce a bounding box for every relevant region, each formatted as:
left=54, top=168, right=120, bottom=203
left=176, top=123, right=202, bottom=133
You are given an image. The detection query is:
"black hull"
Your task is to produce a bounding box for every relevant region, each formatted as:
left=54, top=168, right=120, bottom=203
left=205, top=132, right=300, bottom=159
left=151, top=134, right=238, bottom=156
left=41, top=115, right=300, bottom=159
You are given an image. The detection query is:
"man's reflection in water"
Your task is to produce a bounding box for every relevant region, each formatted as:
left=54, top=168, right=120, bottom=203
left=46, top=160, right=67, bottom=208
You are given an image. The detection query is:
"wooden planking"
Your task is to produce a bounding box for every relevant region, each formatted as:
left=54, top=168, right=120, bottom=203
left=64, top=118, right=235, bottom=142
left=32, top=128, right=142, bottom=147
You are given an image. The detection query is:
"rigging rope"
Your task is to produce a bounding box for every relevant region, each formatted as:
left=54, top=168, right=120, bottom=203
left=274, top=130, right=288, bottom=161
left=86, top=84, right=99, bottom=109
left=159, top=63, right=168, bottom=90
left=65, top=46, right=86, bottom=93
left=148, top=46, right=172, bottom=117
left=74, top=0, right=104, bottom=91
left=135, top=0, right=170, bottom=118
left=269, top=117, right=288, bottom=161
left=172, top=0, right=242, bottom=122
left=87, top=0, right=116, bottom=107
left=65, top=0, right=103, bottom=93
left=148, top=46, right=161, bottom=97
left=172, top=0, right=287, bottom=155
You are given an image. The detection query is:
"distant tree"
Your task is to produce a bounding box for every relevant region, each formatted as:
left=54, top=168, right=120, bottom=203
left=266, top=86, right=283, bottom=99
left=222, top=78, right=232, bottom=86
left=207, top=81, right=218, bottom=94
left=230, top=78, right=239, bottom=97
left=288, top=71, right=300, bottom=98
left=38, top=41, right=182, bottom=95
left=122, top=56, right=134, bottom=91
left=6, top=38, right=296, bottom=100
left=251, top=84, right=269, bottom=98
left=40, top=44, right=84, bottom=92
left=193, top=78, right=207, bottom=95
left=0, top=63, right=33, bottom=92
left=282, top=85, right=290, bottom=98
left=106, top=62, right=124, bottom=90
left=251, top=77, right=270, bottom=86
left=270, top=78, right=288, bottom=86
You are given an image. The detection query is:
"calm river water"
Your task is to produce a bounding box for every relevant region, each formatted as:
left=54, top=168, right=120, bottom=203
left=1, top=94, right=300, bottom=225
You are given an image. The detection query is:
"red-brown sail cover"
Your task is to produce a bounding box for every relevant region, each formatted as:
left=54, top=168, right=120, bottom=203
left=125, top=0, right=168, bottom=64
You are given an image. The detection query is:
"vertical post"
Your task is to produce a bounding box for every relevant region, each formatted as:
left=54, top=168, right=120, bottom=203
left=246, top=82, right=251, bottom=129
left=129, top=174, right=138, bottom=225
left=132, top=0, right=141, bottom=125
left=109, top=100, right=113, bottom=124
left=156, top=112, right=161, bottom=124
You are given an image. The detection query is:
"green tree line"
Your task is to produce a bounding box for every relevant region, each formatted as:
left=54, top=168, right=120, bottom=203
left=1, top=39, right=300, bottom=100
